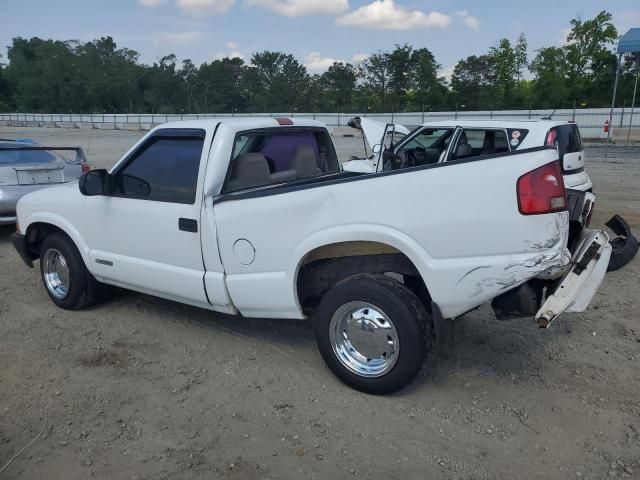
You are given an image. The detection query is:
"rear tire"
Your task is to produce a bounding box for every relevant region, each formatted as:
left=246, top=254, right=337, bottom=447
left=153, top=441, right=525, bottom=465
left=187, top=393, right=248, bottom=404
left=314, top=274, right=432, bottom=394
left=40, top=233, right=97, bottom=310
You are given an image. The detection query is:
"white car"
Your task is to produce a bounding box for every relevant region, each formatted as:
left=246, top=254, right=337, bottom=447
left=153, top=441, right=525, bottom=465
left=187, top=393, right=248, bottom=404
left=343, top=117, right=637, bottom=271
left=343, top=118, right=592, bottom=191
left=12, top=117, right=615, bottom=394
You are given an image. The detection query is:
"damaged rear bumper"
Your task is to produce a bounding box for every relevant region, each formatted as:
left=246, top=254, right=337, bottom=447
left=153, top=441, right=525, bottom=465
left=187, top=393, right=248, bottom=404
left=535, top=228, right=612, bottom=328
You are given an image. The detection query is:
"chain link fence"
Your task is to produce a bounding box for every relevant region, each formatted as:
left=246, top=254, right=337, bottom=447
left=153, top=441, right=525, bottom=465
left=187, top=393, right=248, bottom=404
left=1, top=107, right=639, bottom=142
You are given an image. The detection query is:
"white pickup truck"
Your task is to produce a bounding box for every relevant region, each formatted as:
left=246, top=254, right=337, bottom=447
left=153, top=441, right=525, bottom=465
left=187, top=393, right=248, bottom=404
left=12, top=117, right=614, bottom=393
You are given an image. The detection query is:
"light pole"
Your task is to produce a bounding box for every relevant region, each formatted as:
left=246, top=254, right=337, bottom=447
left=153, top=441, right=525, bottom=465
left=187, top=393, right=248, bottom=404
left=626, top=55, right=640, bottom=146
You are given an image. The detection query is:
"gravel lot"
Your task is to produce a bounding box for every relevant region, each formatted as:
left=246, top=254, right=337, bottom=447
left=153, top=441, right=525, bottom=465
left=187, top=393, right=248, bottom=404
left=1, top=125, right=639, bottom=479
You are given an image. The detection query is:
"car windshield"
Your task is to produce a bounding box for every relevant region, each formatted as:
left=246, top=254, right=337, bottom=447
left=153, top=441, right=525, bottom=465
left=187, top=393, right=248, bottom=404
left=0, top=147, right=67, bottom=165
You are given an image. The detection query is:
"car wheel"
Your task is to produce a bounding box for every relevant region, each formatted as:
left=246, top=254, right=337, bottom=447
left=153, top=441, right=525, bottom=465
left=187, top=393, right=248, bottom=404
left=40, top=232, right=97, bottom=310
left=314, top=274, right=432, bottom=394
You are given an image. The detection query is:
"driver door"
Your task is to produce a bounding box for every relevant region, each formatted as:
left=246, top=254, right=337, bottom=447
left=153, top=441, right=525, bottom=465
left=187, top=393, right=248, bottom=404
left=81, top=129, right=211, bottom=306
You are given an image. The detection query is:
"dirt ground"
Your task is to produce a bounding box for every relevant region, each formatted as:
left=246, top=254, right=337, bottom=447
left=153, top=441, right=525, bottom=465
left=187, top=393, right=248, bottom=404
left=1, top=126, right=639, bottom=479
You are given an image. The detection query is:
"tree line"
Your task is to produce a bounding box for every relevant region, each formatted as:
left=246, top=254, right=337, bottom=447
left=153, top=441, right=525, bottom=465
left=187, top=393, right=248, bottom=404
left=0, top=10, right=637, bottom=114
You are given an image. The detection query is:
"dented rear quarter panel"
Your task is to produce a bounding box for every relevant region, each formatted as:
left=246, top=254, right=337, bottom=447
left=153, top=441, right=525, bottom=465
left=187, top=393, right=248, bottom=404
left=212, top=147, right=571, bottom=319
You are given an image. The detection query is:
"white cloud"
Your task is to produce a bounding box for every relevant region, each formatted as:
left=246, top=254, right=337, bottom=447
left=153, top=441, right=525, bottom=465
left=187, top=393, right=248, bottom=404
left=246, top=0, right=349, bottom=17
left=139, top=0, right=166, bottom=6
left=175, top=0, right=235, bottom=15
left=336, top=0, right=450, bottom=30
left=352, top=53, right=369, bottom=63
left=455, top=10, right=479, bottom=31
left=305, top=52, right=346, bottom=72
left=215, top=41, right=245, bottom=60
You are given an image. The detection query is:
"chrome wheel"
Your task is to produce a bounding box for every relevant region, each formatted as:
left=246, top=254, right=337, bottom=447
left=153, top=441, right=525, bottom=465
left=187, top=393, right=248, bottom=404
left=43, top=248, right=70, bottom=299
left=329, top=301, right=399, bottom=378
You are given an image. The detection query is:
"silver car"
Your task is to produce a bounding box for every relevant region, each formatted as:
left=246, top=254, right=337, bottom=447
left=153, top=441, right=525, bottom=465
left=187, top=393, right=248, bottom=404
left=0, top=139, right=89, bottom=225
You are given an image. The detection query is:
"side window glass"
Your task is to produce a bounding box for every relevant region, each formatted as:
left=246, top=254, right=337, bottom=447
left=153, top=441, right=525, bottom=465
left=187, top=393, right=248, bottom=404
left=387, top=128, right=453, bottom=170
left=115, top=135, right=204, bottom=204
left=225, top=129, right=339, bottom=192
left=451, top=129, right=509, bottom=160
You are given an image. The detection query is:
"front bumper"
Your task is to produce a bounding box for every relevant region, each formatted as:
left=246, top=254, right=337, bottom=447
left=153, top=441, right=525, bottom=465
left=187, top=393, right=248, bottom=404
left=11, top=232, right=34, bottom=268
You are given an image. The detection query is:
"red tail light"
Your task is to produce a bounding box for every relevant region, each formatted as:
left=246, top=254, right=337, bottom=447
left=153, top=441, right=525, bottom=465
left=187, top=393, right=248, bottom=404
left=81, top=162, right=91, bottom=173
left=517, top=161, right=567, bottom=215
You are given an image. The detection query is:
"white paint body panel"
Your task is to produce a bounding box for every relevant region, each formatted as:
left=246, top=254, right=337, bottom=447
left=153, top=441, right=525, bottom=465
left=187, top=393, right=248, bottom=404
left=213, top=147, right=570, bottom=319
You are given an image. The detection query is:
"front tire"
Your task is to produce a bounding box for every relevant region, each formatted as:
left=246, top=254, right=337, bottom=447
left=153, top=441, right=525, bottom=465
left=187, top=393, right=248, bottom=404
left=314, top=274, right=432, bottom=394
left=40, top=233, right=97, bottom=310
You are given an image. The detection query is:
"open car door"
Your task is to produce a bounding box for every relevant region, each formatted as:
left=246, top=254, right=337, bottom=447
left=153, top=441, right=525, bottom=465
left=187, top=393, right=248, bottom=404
left=342, top=117, right=410, bottom=173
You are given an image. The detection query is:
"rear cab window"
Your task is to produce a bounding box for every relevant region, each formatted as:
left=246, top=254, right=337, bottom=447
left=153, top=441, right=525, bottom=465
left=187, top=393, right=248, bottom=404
left=225, top=128, right=339, bottom=192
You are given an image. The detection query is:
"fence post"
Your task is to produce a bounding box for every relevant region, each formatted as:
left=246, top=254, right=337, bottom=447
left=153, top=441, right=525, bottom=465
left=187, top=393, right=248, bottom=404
left=572, top=100, right=576, bottom=121
left=619, top=100, right=625, bottom=127
left=421, top=104, right=425, bottom=124
left=528, top=104, right=532, bottom=119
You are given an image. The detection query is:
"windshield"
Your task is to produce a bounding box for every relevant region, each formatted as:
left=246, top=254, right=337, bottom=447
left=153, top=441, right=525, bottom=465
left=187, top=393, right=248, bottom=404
left=0, top=147, right=68, bottom=165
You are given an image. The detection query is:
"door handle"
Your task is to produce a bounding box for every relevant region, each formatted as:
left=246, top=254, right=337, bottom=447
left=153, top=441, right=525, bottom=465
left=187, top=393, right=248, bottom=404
left=179, top=218, right=198, bottom=233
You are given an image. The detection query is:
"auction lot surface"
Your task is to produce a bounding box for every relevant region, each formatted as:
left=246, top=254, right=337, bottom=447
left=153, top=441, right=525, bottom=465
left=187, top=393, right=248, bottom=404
left=1, top=126, right=639, bottom=479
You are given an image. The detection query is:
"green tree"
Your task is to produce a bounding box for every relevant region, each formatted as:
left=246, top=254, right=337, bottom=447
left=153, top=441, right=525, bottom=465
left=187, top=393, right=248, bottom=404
left=450, top=55, right=495, bottom=110
left=319, top=62, right=358, bottom=110
left=387, top=44, right=414, bottom=108
left=530, top=47, right=568, bottom=108
left=361, top=52, right=391, bottom=111
left=250, top=51, right=309, bottom=112
left=564, top=10, right=617, bottom=103
left=410, top=48, right=447, bottom=110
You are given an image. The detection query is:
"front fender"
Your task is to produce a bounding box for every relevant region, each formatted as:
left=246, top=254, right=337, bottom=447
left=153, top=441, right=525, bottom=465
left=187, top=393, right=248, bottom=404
left=22, top=212, right=91, bottom=266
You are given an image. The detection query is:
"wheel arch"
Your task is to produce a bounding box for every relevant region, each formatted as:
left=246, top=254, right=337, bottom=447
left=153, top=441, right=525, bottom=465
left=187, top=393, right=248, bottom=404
left=22, top=214, right=89, bottom=264
left=293, top=235, right=435, bottom=315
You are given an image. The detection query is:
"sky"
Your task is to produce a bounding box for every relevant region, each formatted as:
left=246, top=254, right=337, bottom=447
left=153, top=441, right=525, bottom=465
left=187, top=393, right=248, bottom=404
left=2, top=0, right=640, bottom=78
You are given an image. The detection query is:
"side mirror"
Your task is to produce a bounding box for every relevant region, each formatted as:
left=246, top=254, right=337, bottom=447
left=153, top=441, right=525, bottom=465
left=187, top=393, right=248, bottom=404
left=372, top=144, right=382, bottom=154
left=79, top=169, right=109, bottom=196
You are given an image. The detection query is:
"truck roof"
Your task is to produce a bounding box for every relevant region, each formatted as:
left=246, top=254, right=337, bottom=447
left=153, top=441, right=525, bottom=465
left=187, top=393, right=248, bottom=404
left=154, top=117, right=327, bottom=132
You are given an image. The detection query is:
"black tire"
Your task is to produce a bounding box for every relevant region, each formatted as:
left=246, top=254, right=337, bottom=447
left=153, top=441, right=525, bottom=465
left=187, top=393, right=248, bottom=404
left=39, top=232, right=97, bottom=310
left=314, top=274, right=432, bottom=394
